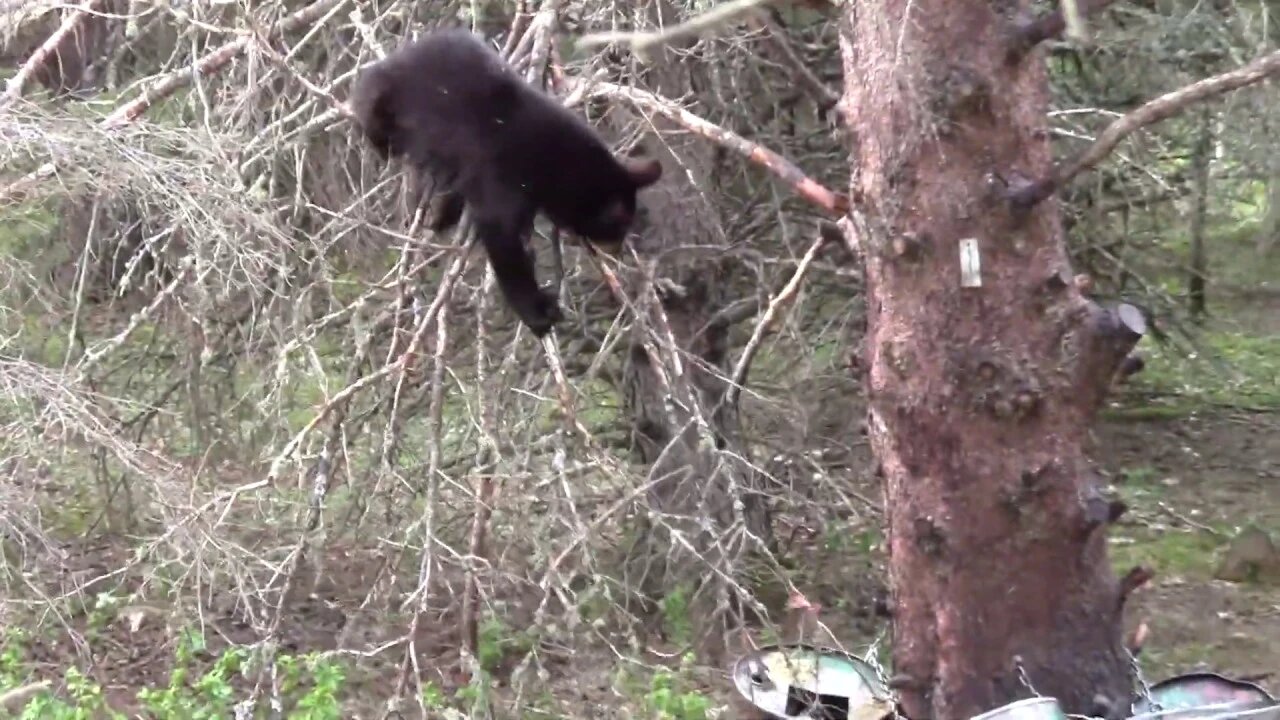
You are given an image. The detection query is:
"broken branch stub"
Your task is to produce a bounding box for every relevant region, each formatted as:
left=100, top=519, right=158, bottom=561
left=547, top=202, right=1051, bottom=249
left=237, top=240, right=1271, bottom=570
left=1070, top=301, right=1147, bottom=414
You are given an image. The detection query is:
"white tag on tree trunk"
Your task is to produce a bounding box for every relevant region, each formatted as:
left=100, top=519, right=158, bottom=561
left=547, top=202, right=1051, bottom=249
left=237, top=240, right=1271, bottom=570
left=959, top=238, right=982, bottom=288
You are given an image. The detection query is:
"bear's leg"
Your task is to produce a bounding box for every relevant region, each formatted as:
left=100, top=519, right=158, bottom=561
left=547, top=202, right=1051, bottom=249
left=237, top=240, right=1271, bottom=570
left=469, top=185, right=562, bottom=337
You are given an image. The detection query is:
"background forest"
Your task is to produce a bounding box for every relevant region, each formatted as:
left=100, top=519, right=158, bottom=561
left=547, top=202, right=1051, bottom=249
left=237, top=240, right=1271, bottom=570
left=0, top=0, right=1278, bottom=717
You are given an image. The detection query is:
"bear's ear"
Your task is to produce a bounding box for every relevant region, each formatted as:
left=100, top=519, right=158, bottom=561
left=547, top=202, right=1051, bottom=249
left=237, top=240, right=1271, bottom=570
left=622, top=156, right=663, bottom=188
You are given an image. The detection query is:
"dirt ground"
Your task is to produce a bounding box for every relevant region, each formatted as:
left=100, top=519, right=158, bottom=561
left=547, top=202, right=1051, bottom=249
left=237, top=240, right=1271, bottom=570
left=1097, top=410, right=1280, bottom=685
left=1103, top=286, right=1280, bottom=686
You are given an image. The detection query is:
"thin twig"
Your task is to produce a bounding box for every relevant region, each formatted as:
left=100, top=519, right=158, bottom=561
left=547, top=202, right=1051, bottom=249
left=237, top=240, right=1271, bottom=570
left=726, top=231, right=827, bottom=407
left=0, top=0, right=349, bottom=204
left=576, top=0, right=779, bottom=61
left=1156, top=501, right=1227, bottom=538
left=102, top=0, right=346, bottom=128
left=752, top=13, right=841, bottom=117
left=263, top=243, right=474, bottom=485
left=460, top=264, right=499, bottom=666
left=76, top=255, right=196, bottom=373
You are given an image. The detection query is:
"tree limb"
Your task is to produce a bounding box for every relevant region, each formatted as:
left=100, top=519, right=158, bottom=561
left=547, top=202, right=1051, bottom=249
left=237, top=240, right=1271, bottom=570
left=103, top=0, right=345, bottom=128
left=1, top=0, right=110, bottom=105
left=1060, top=0, right=1088, bottom=42
left=1010, top=49, right=1280, bottom=210
left=562, top=77, right=848, bottom=216
left=575, top=0, right=776, bottom=62
left=1075, top=302, right=1147, bottom=414
left=751, top=13, right=842, bottom=119
left=0, top=681, right=51, bottom=711
left=726, top=229, right=828, bottom=407
left=0, top=0, right=346, bottom=203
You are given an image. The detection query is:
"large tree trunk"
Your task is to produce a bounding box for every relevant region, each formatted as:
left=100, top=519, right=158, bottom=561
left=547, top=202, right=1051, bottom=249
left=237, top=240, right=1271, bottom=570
left=839, top=2, right=1142, bottom=718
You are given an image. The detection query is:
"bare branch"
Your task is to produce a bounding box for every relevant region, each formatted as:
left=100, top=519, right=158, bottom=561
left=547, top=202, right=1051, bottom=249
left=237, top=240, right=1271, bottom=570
left=264, top=243, right=476, bottom=484
left=752, top=13, right=841, bottom=118
left=0, top=681, right=51, bottom=711
left=103, top=0, right=346, bottom=128
left=564, top=77, right=848, bottom=216
left=1074, top=302, right=1147, bottom=413
left=0, top=0, right=349, bottom=203
left=1118, top=565, right=1154, bottom=609
left=727, top=229, right=828, bottom=407
left=575, top=0, right=777, bottom=61
left=1, top=0, right=108, bottom=104
left=1060, top=0, right=1088, bottom=42
left=1011, top=49, right=1280, bottom=210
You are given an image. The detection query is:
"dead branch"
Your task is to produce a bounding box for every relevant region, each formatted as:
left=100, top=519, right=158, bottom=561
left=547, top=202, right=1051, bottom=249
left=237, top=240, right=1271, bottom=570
left=347, top=6, right=386, bottom=60
left=263, top=242, right=475, bottom=485
left=500, top=0, right=533, bottom=59
left=1111, top=353, right=1145, bottom=385
left=521, top=2, right=562, bottom=84
left=254, top=38, right=347, bottom=111
left=0, top=359, right=183, bottom=484
left=0, top=0, right=348, bottom=204
left=1127, top=620, right=1150, bottom=655
left=77, top=255, right=195, bottom=373
left=1060, top=0, right=1088, bottom=41
left=727, top=230, right=828, bottom=407
left=0, top=681, right=51, bottom=711
left=575, top=0, right=776, bottom=61
left=460, top=267, right=499, bottom=669
left=103, top=0, right=345, bottom=128
left=1117, top=565, right=1154, bottom=609
left=1010, top=49, right=1280, bottom=210
left=1, top=0, right=109, bottom=104
left=565, top=77, right=848, bottom=216
left=751, top=13, right=841, bottom=118
left=1075, top=302, right=1147, bottom=414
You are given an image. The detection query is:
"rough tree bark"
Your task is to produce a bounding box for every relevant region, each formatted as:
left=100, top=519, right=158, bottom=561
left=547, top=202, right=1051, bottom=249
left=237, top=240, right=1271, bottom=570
left=839, top=2, right=1144, bottom=718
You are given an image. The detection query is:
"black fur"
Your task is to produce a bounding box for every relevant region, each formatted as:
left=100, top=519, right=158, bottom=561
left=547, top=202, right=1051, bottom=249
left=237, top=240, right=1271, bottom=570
left=349, top=28, right=663, bottom=337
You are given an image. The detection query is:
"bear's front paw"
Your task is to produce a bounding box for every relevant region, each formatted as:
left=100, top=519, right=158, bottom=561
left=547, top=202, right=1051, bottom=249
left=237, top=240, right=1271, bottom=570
left=518, top=292, right=563, bottom=338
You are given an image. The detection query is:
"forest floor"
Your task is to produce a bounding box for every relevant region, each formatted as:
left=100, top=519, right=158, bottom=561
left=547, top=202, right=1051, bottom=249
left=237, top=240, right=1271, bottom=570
left=3, top=406, right=1277, bottom=718
left=3, top=377, right=1277, bottom=718
left=1092, top=277, right=1280, bottom=687
left=1094, top=409, right=1280, bottom=683
left=2, top=246, right=1278, bottom=716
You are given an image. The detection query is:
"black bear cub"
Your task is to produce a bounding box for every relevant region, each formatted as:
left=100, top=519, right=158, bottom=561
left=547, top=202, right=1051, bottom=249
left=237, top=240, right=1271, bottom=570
left=349, top=28, right=663, bottom=337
